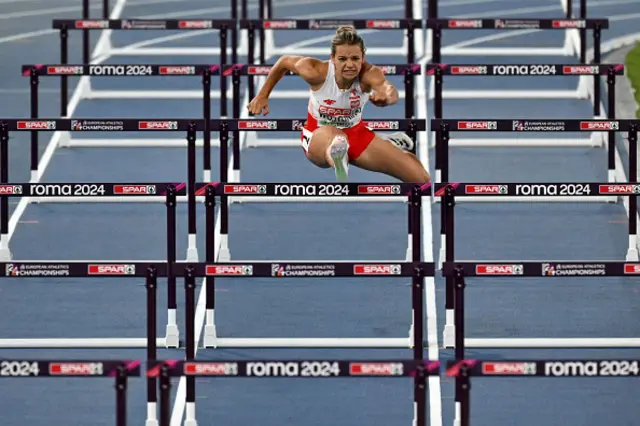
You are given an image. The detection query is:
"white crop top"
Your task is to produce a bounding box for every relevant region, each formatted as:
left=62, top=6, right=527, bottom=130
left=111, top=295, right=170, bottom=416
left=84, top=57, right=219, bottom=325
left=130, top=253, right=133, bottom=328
left=307, top=61, right=370, bottom=129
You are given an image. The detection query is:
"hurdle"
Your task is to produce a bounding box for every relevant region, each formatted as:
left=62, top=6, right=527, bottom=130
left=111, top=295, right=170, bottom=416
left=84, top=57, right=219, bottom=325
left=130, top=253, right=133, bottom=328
left=430, top=118, right=639, bottom=204
left=426, top=18, right=608, bottom=101
left=0, top=259, right=179, bottom=426
left=51, top=19, right=236, bottom=105
left=0, top=184, right=186, bottom=352
left=0, top=119, right=207, bottom=265
left=168, top=217, right=433, bottom=426
left=426, top=0, right=591, bottom=62
left=21, top=64, right=226, bottom=182
left=246, top=0, right=425, bottom=60
left=150, top=359, right=439, bottom=426
left=427, top=66, right=625, bottom=184
left=443, top=261, right=640, bottom=426
left=436, top=179, right=640, bottom=349
left=92, top=0, right=251, bottom=62
left=204, top=118, right=426, bottom=262
left=241, top=17, right=421, bottom=63
left=192, top=183, right=431, bottom=347
left=446, top=357, right=640, bottom=426
left=425, top=0, right=588, bottom=54
left=0, top=358, right=139, bottom=426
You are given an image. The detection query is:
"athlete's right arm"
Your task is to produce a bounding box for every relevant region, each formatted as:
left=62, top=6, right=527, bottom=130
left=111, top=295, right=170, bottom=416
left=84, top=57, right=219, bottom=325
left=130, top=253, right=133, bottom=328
left=248, top=56, right=324, bottom=116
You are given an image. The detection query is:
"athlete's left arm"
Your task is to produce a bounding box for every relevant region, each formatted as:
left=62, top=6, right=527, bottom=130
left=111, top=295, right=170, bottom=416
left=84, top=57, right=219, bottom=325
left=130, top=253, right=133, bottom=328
left=362, top=65, right=399, bottom=107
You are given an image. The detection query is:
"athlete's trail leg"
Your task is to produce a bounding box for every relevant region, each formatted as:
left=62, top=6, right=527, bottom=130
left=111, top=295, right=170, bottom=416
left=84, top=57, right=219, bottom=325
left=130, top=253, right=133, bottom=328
left=353, top=135, right=430, bottom=183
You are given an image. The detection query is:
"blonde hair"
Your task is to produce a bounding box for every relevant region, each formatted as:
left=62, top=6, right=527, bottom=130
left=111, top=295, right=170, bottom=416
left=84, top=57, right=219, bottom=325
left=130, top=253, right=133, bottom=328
left=331, top=26, right=366, bottom=56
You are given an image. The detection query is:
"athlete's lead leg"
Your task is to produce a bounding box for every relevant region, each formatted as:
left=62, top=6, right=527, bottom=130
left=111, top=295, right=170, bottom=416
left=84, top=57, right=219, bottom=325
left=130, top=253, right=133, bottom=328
left=305, top=125, right=351, bottom=180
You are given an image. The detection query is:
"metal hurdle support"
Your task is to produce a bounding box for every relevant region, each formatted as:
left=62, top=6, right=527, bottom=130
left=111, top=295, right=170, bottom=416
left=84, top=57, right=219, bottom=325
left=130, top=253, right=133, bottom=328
left=51, top=19, right=236, bottom=104
left=443, top=260, right=640, bottom=426
left=426, top=0, right=589, bottom=61
left=0, top=358, right=140, bottom=426
left=436, top=174, right=640, bottom=349
left=168, top=202, right=434, bottom=426
left=151, top=358, right=438, bottom=426
left=427, top=64, right=624, bottom=185
left=21, top=65, right=224, bottom=182
left=203, top=118, right=426, bottom=262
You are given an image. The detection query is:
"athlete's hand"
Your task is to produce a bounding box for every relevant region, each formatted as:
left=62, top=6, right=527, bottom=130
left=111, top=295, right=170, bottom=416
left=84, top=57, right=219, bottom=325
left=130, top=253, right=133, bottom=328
left=369, top=85, right=396, bottom=107
left=247, top=95, right=270, bottom=116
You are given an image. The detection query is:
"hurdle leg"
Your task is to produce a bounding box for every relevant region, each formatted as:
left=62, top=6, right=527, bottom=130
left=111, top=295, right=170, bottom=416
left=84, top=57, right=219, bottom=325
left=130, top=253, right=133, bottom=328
left=0, top=124, right=11, bottom=261
left=203, top=187, right=218, bottom=348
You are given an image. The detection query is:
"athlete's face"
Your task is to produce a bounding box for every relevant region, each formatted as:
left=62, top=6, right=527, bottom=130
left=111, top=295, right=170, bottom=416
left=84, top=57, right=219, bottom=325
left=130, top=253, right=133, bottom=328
left=332, top=44, right=363, bottom=80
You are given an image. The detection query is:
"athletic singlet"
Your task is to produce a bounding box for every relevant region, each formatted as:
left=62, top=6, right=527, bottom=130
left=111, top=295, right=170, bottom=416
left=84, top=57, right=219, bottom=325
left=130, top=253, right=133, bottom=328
left=307, top=61, right=370, bottom=129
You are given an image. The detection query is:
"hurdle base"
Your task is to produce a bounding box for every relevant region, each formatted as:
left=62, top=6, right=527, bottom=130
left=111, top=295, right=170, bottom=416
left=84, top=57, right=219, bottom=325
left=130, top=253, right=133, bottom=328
left=0, top=337, right=167, bottom=349
left=146, top=420, right=159, bottom=426
left=0, top=246, right=12, bottom=261
left=626, top=247, right=639, bottom=261
left=443, top=325, right=455, bottom=348
left=204, top=337, right=411, bottom=348
left=165, top=325, right=180, bottom=348
left=203, top=325, right=217, bottom=348
left=464, top=337, right=640, bottom=348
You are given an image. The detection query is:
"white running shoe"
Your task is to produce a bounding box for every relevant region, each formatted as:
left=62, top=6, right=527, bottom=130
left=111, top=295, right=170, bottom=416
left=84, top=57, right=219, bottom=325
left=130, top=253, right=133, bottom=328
left=384, top=132, right=415, bottom=152
left=329, top=135, right=350, bottom=181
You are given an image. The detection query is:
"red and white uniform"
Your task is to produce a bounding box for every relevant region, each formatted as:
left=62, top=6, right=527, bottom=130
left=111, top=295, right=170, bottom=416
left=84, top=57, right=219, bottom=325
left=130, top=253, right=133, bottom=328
left=300, top=61, right=376, bottom=160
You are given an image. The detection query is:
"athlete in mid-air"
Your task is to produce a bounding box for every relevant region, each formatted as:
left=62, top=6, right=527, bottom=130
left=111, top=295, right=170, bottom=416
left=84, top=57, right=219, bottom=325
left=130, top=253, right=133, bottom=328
left=247, top=26, right=430, bottom=183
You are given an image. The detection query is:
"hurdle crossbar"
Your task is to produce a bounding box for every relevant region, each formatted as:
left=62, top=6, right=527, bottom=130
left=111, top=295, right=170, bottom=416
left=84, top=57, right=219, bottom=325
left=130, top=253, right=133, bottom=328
left=0, top=358, right=139, bottom=426
left=446, top=356, right=639, bottom=426
left=426, top=65, right=624, bottom=174
left=437, top=182, right=640, bottom=349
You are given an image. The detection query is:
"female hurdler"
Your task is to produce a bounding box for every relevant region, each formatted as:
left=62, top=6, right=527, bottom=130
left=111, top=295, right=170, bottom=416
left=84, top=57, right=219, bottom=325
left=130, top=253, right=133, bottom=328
left=247, top=26, right=430, bottom=183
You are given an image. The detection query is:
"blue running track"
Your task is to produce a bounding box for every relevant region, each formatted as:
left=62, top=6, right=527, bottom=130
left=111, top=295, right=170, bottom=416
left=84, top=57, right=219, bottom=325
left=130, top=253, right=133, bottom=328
left=0, top=0, right=639, bottom=425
